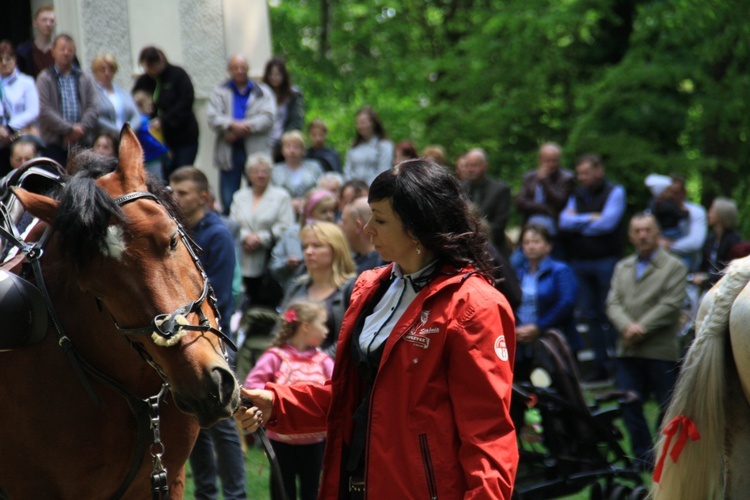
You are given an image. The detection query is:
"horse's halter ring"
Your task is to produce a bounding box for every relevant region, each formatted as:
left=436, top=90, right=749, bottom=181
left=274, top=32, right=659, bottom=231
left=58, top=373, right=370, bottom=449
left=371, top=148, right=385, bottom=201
left=110, top=191, right=237, bottom=365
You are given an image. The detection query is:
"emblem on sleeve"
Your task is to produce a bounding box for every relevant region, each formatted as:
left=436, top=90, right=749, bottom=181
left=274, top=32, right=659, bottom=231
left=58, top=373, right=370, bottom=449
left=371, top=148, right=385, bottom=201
left=494, top=335, right=509, bottom=361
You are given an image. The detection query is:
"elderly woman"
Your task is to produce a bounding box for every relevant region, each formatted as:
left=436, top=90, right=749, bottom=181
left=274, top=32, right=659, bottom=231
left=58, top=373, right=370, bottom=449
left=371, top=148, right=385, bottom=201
left=238, top=159, right=517, bottom=498
left=280, top=221, right=357, bottom=357
left=0, top=40, right=39, bottom=175
left=343, top=106, right=393, bottom=185
left=692, top=197, right=742, bottom=290
left=230, top=152, right=295, bottom=309
left=269, top=188, right=338, bottom=291
left=91, top=53, right=140, bottom=137
left=272, top=130, right=324, bottom=215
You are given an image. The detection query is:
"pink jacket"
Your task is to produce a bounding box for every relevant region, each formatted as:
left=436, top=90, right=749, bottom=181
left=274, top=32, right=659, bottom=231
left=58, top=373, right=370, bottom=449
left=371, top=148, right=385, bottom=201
left=266, top=264, right=518, bottom=499
left=245, top=344, right=333, bottom=444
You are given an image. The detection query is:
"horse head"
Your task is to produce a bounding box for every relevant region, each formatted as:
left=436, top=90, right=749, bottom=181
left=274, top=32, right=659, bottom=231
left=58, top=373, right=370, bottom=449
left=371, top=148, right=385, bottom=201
left=13, top=126, right=240, bottom=427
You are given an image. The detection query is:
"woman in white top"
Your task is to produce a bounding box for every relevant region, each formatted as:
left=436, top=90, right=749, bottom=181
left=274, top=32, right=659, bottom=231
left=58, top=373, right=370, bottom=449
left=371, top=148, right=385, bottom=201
left=230, top=152, right=295, bottom=308
left=91, top=53, right=140, bottom=137
left=343, top=106, right=394, bottom=186
left=0, top=40, right=39, bottom=175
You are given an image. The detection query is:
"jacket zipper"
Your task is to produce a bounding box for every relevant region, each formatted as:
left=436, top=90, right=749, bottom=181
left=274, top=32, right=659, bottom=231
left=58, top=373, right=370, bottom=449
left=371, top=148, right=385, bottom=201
left=362, top=315, right=422, bottom=498
left=419, top=433, right=438, bottom=500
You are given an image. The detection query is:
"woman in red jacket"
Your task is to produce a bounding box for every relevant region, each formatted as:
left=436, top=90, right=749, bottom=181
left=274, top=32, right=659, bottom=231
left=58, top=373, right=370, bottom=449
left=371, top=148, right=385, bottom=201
left=238, top=159, right=518, bottom=499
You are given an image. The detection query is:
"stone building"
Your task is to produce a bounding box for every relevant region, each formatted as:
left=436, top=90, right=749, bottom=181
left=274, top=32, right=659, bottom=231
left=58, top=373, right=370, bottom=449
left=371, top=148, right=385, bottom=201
left=1, top=0, right=273, bottom=188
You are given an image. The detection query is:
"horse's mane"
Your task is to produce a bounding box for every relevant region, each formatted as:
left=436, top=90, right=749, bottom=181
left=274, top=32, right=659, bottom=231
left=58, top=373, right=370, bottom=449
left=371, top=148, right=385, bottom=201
left=52, top=150, right=181, bottom=269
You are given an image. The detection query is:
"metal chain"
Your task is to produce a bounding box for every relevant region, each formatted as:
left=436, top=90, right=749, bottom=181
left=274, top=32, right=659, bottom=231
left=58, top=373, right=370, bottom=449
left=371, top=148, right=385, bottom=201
left=149, top=383, right=169, bottom=500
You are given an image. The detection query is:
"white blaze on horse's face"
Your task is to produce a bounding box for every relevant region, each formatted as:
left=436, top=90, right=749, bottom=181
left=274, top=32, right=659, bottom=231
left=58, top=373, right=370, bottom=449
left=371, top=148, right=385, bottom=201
left=101, top=225, right=126, bottom=260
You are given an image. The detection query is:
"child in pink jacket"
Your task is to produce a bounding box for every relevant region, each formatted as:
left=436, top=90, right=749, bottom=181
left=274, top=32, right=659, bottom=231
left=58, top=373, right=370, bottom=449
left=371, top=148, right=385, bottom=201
left=244, top=300, right=334, bottom=500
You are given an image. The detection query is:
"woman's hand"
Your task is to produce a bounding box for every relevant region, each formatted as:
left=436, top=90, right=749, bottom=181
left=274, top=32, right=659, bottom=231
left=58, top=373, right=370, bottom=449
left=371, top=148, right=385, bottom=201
left=234, top=388, right=274, bottom=433
left=516, top=324, right=541, bottom=344
left=242, top=233, right=261, bottom=252
left=286, top=255, right=302, bottom=270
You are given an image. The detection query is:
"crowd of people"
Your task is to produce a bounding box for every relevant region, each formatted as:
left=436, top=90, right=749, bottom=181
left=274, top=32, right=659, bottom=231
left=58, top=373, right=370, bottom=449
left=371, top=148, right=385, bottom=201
left=3, top=4, right=747, bottom=498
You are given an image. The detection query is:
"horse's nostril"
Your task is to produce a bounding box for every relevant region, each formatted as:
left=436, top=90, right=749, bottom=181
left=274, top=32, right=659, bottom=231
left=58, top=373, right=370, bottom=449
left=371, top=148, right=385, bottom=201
left=212, top=366, right=238, bottom=406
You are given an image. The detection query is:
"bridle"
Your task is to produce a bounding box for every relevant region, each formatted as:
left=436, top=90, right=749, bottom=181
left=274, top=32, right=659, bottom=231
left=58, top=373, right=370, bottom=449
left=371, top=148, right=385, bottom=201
left=110, top=191, right=237, bottom=359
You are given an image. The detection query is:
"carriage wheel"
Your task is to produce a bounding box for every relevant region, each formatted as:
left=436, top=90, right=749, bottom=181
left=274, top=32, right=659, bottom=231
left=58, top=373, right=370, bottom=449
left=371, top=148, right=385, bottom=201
left=628, top=485, right=649, bottom=499
left=607, top=484, right=630, bottom=500
left=589, top=482, right=603, bottom=500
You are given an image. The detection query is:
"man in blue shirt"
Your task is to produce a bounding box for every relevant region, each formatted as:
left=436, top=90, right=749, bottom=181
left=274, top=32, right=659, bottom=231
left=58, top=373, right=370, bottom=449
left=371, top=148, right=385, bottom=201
left=169, top=166, right=246, bottom=500
left=207, top=54, right=276, bottom=214
left=558, top=154, right=626, bottom=383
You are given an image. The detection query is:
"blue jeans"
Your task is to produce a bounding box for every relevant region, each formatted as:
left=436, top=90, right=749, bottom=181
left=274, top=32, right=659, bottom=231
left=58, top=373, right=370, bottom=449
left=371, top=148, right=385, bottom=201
left=570, top=256, right=618, bottom=374
left=616, top=357, right=679, bottom=465
left=188, top=418, right=247, bottom=499
left=219, top=142, right=247, bottom=215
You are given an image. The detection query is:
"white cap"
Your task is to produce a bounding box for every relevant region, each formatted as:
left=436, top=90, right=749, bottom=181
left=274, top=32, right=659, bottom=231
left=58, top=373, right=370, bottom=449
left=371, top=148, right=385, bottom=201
left=645, top=174, right=671, bottom=197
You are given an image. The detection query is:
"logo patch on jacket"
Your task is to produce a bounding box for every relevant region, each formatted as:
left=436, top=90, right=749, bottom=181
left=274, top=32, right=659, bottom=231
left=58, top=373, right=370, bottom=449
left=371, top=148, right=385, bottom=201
left=404, top=310, right=438, bottom=349
left=494, top=335, right=509, bottom=361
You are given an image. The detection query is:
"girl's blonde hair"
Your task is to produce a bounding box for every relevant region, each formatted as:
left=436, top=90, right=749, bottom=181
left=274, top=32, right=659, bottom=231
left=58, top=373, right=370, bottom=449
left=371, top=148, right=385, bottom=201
left=272, top=299, right=326, bottom=347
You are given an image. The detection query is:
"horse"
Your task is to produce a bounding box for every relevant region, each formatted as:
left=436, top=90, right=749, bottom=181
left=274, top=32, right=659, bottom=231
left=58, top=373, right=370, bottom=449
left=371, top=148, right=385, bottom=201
left=0, top=127, right=240, bottom=499
left=651, top=255, right=750, bottom=499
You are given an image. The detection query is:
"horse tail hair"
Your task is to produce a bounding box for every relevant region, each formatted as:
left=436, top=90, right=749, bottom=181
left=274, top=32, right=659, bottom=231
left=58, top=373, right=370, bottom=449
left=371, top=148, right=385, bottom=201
left=651, top=257, right=750, bottom=499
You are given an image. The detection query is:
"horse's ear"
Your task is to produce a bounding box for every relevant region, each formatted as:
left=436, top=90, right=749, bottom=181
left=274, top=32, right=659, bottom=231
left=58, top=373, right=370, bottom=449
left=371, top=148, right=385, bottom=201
left=117, top=124, right=146, bottom=184
left=11, top=187, right=59, bottom=224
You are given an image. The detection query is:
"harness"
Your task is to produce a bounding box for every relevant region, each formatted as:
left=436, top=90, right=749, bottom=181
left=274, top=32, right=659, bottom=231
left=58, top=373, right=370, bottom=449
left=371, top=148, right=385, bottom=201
left=0, top=161, right=236, bottom=499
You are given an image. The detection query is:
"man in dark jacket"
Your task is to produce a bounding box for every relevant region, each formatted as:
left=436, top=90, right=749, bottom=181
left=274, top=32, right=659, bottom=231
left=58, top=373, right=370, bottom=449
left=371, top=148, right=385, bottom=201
left=516, top=143, right=575, bottom=237
left=133, top=47, right=199, bottom=178
left=169, top=166, right=246, bottom=500
left=462, top=148, right=511, bottom=255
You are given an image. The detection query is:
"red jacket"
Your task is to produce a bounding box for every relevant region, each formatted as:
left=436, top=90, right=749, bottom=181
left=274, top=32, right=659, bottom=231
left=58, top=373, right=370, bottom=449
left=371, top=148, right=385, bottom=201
left=267, top=264, right=518, bottom=499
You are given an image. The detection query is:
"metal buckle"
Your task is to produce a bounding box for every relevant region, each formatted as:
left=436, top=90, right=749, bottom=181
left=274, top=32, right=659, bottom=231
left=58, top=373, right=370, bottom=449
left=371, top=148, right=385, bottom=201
left=348, top=476, right=365, bottom=493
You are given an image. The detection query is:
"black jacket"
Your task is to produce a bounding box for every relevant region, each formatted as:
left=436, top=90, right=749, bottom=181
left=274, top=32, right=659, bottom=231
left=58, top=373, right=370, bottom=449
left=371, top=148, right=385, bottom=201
left=132, top=63, right=199, bottom=147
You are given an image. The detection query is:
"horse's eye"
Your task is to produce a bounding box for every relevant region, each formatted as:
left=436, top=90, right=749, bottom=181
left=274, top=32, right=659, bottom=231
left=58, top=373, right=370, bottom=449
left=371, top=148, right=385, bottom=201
left=170, top=235, right=179, bottom=252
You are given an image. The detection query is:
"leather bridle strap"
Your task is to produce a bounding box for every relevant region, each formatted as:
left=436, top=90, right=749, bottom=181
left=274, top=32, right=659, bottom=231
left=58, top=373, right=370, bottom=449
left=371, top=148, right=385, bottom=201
left=110, top=191, right=237, bottom=351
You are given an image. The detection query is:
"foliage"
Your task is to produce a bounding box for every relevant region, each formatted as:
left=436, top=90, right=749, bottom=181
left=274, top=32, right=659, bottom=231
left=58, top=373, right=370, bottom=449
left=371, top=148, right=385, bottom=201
left=267, top=0, right=750, bottom=233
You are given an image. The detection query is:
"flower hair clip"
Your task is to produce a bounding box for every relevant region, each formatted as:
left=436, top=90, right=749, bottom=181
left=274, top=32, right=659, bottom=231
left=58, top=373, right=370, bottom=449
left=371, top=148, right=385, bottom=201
left=283, top=309, right=298, bottom=323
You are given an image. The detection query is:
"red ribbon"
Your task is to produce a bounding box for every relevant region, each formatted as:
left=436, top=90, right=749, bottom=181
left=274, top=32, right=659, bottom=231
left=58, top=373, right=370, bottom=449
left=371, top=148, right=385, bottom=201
left=653, top=415, right=701, bottom=483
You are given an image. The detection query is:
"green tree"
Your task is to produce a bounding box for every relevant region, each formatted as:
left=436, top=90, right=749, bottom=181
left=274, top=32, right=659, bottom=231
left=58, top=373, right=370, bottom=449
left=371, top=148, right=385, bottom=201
left=268, top=0, right=750, bottom=233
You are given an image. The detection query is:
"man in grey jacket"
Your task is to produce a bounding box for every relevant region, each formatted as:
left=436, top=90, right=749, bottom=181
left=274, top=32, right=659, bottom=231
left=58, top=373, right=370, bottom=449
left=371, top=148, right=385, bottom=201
left=36, top=34, right=98, bottom=167
left=207, top=54, right=276, bottom=214
left=606, top=212, right=687, bottom=470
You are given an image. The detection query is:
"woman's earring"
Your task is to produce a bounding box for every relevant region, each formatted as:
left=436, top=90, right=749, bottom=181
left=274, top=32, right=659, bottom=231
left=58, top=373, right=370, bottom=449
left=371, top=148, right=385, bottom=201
left=416, top=246, right=421, bottom=255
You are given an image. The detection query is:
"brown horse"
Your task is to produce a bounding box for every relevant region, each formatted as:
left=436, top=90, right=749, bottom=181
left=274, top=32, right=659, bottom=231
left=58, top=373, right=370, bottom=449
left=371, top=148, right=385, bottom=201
left=0, top=128, right=240, bottom=498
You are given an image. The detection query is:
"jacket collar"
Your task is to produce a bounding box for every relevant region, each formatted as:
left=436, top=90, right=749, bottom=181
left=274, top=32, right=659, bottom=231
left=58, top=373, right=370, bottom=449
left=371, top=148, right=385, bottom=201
left=522, top=256, right=554, bottom=275
left=625, top=246, right=670, bottom=270
left=360, top=262, right=482, bottom=301
left=52, top=64, right=81, bottom=78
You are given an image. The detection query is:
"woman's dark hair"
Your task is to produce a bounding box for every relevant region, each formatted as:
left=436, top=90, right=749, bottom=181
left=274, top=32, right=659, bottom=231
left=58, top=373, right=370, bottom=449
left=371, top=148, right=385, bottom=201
left=262, top=56, right=293, bottom=104
left=352, top=106, right=387, bottom=147
left=138, top=46, right=166, bottom=66
left=0, top=40, right=15, bottom=59
left=394, top=141, right=418, bottom=161
left=368, top=159, right=492, bottom=276
left=519, top=223, right=553, bottom=246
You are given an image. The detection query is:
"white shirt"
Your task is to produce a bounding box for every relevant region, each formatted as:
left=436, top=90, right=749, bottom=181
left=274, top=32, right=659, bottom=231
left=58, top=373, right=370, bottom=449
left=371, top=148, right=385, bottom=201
left=358, top=260, right=438, bottom=354
left=0, top=69, right=39, bottom=131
